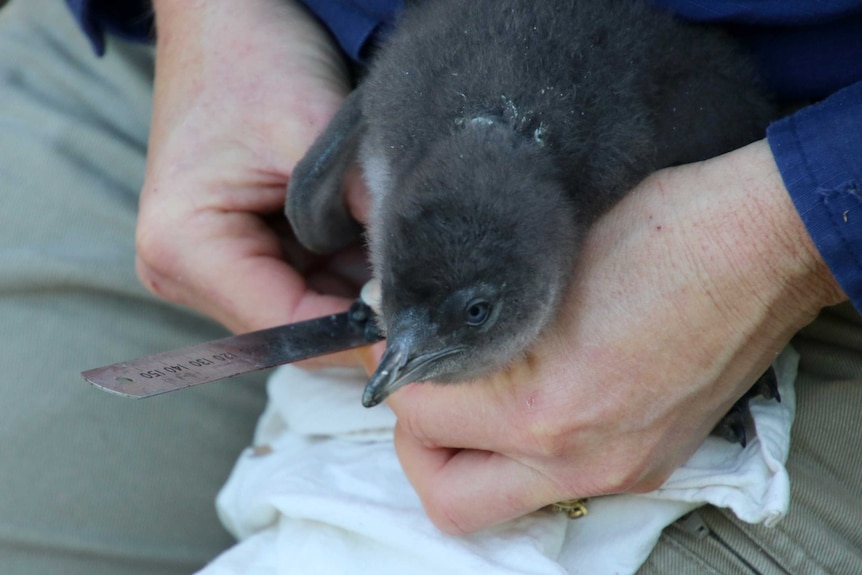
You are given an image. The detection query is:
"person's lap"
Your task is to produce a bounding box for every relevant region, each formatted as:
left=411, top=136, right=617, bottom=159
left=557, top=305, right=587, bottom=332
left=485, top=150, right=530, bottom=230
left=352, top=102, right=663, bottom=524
left=640, top=302, right=862, bottom=574
left=0, top=1, right=267, bottom=573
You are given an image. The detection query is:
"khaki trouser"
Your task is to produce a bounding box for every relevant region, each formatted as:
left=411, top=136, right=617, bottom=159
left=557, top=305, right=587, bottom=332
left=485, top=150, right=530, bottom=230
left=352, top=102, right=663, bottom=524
left=639, top=303, right=862, bottom=574
left=1, top=1, right=859, bottom=573
left=0, top=1, right=267, bottom=573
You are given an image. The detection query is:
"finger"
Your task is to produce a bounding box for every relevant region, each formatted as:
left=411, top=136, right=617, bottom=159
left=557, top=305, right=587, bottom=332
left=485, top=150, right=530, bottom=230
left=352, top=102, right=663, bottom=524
left=343, top=165, right=372, bottom=225
left=138, top=246, right=353, bottom=327
left=394, top=422, right=561, bottom=534
left=139, top=246, right=369, bottom=369
left=136, top=211, right=354, bottom=331
left=311, top=243, right=372, bottom=290
left=384, top=380, right=518, bottom=453
left=381, top=350, right=560, bottom=455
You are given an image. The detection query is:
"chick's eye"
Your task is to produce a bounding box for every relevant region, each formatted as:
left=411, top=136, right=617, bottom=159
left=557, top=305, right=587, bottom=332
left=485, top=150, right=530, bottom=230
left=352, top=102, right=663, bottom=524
left=464, top=300, right=492, bottom=327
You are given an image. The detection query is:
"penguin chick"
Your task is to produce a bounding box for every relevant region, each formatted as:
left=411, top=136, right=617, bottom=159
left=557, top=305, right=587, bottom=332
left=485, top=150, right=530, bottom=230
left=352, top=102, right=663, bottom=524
left=285, top=0, right=776, bottom=419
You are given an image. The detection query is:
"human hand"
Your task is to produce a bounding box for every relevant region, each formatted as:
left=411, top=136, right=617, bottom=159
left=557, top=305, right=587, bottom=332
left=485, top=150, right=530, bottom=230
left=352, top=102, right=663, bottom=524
left=137, top=0, right=369, bottom=350
left=383, top=139, right=845, bottom=534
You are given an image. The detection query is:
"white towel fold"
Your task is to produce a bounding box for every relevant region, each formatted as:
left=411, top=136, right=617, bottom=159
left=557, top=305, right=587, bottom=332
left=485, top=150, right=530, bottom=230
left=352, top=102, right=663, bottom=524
left=200, top=346, right=798, bottom=575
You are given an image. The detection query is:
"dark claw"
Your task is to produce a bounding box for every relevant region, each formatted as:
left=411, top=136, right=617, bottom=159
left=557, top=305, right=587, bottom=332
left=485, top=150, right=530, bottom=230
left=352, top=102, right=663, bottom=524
left=364, top=318, right=385, bottom=342
left=348, top=299, right=386, bottom=342
left=731, top=419, right=747, bottom=448
left=751, top=365, right=780, bottom=403
left=348, top=300, right=370, bottom=324
left=712, top=402, right=751, bottom=447
left=711, top=365, right=780, bottom=447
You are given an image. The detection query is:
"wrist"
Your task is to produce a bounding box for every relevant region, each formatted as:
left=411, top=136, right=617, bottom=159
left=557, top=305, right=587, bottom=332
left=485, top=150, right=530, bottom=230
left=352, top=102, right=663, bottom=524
left=147, top=0, right=351, bottom=171
left=594, top=138, right=846, bottom=381
left=720, top=140, right=845, bottom=313
left=679, top=140, right=846, bottom=336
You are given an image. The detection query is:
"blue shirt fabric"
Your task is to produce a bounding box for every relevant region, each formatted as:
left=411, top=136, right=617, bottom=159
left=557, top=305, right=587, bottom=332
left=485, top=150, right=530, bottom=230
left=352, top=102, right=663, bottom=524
left=768, top=83, right=862, bottom=305
left=66, top=0, right=862, bottom=311
left=297, top=0, right=403, bottom=62
left=64, top=0, right=153, bottom=56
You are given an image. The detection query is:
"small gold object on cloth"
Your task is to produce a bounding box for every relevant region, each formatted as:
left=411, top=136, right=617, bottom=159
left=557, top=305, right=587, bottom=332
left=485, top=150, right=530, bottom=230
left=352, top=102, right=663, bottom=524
left=550, top=498, right=589, bottom=519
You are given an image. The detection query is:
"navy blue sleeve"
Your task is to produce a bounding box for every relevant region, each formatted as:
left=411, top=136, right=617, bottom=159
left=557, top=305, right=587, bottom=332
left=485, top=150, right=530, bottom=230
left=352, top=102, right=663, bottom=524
left=767, top=83, right=862, bottom=311
left=65, top=0, right=153, bottom=56
left=648, top=0, right=862, bottom=25
left=64, top=0, right=402, bottom=61
left=297, top=0, right=403, bottom=62
left=650, top=0, right=862, bottom=100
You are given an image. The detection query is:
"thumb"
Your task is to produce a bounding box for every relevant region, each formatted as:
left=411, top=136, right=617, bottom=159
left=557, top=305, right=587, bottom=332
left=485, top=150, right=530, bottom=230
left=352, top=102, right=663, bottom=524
left=393, top=422, right=564, bottom=534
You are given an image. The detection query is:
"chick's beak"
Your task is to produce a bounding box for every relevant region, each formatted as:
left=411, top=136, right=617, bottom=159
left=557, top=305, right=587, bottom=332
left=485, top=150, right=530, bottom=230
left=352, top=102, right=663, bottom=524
left=362, top=338, right=463, bottom=408
left=362, top=340, right=411, bottom=408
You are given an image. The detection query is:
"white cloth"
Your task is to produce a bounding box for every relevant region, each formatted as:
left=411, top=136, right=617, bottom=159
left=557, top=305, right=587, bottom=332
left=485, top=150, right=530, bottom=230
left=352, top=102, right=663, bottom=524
left=200, top=347, right=798, bottom=575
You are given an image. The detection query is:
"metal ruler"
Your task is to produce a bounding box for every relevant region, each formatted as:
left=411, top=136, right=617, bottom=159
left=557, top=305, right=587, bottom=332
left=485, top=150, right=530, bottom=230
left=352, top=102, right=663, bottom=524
left=82, top=301, right=382, bottom=398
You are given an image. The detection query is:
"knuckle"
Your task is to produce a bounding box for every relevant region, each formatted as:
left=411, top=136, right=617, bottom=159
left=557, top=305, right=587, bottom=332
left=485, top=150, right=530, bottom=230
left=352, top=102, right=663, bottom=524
left=390, top=387, right=445, bottom=449
left=134, top=211, right=185, bottom=278
left=598, top=453, right=653, bottom=494
left=134, top=223, right=186, bottom=302
left=524, top=415, right=572, bottom=460
left=604, top=467, right=645, bottom=494
left=631, top=475, right=666, bottom=494
left=422, top=491, right=472, bottom=536
left=134, top=226, right=168, bottom=270
left=135, top=183, right=186, bottom=266
left=134, top=256, right=168, bottom=299
left=398, top=410, right=438, bottom=450
left=628, top=466, right=672, bottom=494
